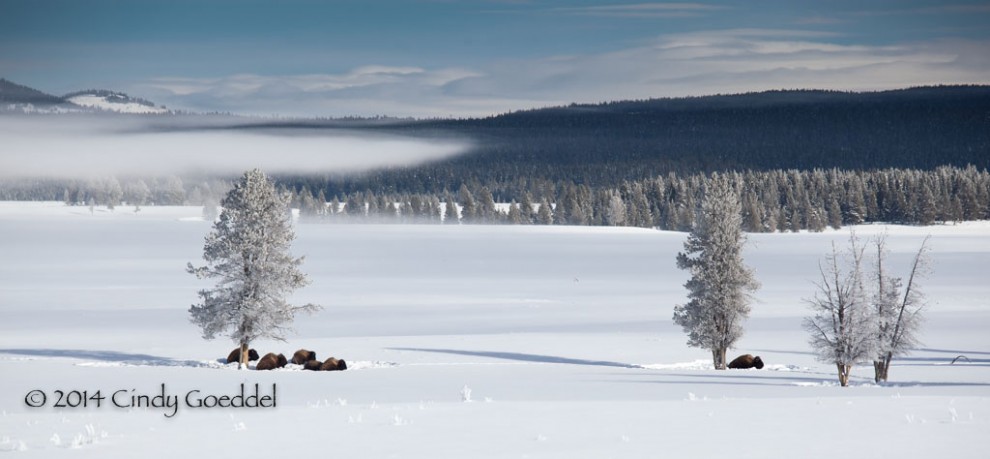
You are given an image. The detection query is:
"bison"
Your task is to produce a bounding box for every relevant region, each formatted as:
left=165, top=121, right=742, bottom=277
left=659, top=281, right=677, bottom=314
left=255, top=353, right=288, bottom=371
left=226, top=348, right=260, bottom=364
left=303, top=360, right=323, bottom=371
left=727, top=354, right=764, bottom=369
left=320, top=357, right=347, bottom=371
left=292, top=349, right=317, bottom=365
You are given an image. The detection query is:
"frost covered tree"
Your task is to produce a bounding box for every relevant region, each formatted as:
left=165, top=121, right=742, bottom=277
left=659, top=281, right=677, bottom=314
left=187, top=169, right=320, bottom=368
left=870, top=235, right=931, bottom=383
left=673, top=175, right=759, bottom=369
left=804, top=235, right=874, bottom=386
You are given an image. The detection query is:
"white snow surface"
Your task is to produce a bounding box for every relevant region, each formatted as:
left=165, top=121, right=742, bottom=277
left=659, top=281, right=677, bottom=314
left=0, top=201, right=988, bottom=458
left=65, top=95, right=167, bottom=114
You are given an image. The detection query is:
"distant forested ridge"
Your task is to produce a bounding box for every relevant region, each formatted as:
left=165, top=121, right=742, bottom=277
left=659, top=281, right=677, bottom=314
left=3, top=86, right=989, bottom=230
left=280, top=86, right=990, bottom=200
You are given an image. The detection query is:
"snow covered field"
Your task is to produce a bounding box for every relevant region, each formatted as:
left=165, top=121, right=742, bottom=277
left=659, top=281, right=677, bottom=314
left=0, top=202, right=987, bottom=458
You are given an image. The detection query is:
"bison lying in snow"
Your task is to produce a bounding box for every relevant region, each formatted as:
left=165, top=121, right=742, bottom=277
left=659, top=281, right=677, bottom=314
left=256, top=353, right=288, bottom=371
left=226, top=348, right=260, bottom=364
left=292, top=349, right=317, bottom=365
left=302, top=360, right=323, bottom=371
left=728, top=354, right=764, bottom=369
left=320, top=357, right=347, bottom=371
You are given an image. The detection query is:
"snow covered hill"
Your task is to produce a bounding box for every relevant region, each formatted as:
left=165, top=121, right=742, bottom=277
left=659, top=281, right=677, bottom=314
left=0, top=79, right=168, bottom=114
left=0, top=202, right=987, bottom=458
left=63, top=90, right=168, bottom=114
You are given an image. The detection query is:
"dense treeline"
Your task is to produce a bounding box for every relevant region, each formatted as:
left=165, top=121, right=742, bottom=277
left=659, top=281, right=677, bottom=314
left=278, top=86, right=990, bottom=200
left=1, top=167, right=987, bottom=231
left=0, top=176, right=230, bottom=212
left=292, top=166, right=990, bottom=231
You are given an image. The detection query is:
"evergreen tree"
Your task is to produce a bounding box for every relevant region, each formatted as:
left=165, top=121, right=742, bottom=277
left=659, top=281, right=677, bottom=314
left=506, top=200, right=523, bottom=224
left=458, top=185, right=477, bottom=223
left=187, top=169, right=320, bottom=368
left=605, top=190, right=627, bottom=226
left=519, top=192, right=535, bottom=224
left=477, top=187, right=497, bottom=223
left=536, top=198, right=553, bottom=225
left=444, top=193, right=459, bottom=224
left=673, top=175, right=760, bottom=369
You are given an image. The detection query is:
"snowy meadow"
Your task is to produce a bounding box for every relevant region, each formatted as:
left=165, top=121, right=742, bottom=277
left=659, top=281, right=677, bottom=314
left=0, top=202, right=988, bottom=458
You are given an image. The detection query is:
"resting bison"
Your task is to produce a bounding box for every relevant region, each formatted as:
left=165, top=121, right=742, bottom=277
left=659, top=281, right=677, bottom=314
left=728, top=354, right=764, bottom=369
left=303, top=360, right=323, bottom=371
left=320, top=357, right=347, bottom=371
left=255, top=353, right=288, bottom=371
left=292, top=349, right=317, bottom=365
left=226, top=348, right=260, bottom=364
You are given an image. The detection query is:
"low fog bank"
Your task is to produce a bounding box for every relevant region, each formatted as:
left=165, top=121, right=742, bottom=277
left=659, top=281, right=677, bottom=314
left=0, top=114, right=471, bottom=179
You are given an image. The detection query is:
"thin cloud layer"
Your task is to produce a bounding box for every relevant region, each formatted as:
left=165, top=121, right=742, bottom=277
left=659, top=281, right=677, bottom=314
left=0, top=116, right=470, bottom=178
left=137, top=29, right=990, bottom=118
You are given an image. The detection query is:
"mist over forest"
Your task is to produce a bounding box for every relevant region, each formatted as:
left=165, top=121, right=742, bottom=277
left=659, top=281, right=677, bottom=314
left=3, top=85, right=989, bottom=231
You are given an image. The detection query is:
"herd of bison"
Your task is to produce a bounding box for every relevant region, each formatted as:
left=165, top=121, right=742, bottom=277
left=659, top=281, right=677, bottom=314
left=226, top=348, right=347, bottom=372
left=226, top=349, right=764, bottom=371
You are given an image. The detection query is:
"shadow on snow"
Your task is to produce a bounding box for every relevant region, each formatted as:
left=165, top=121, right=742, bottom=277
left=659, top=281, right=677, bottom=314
left=0, top=348, right=216, bottom=368
left=389, top=347, right=640, bottom=368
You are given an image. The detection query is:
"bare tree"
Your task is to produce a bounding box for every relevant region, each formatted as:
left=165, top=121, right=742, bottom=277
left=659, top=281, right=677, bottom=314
left=804, top=234, right=874, bottom=386
left=871, top=234, right=931, bottom=383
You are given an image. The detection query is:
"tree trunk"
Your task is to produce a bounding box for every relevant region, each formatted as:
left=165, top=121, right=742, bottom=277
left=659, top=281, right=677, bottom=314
left=712, top=348, right=727, bottom=370
left=873, top=353, right=893, bottom=383
left=239, top=342, right=249, bottom=369
left=837, top=363, right=851, bottom=387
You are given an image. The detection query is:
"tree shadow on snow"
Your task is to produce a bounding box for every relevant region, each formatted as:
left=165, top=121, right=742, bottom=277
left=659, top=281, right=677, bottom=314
left=625, top=371, right=845, bottom=387
left=0, top=348, right=214, bottom=368
left=750, top=348, right=816, bottom=357
left=620, top=370, right=990, bottom=388
left=918, top=348, right=990, bottom=356
left=388, top=348, right=640, bottom=368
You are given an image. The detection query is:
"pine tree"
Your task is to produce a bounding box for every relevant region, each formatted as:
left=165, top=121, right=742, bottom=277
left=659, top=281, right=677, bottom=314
left=444, top=193, right=459, bottom=224
left=519, top=192, right=535, bottom=224
left=477, top=187, right=497, bottom=223
left=458, top=185, right=477, bottom=223
left=536, top=198, right=554, bottom=225
left=673, top=175, right=760, bottom=369
left=605, top=190, right=627, bottom=226
left=187, top=169, right=320, bottom=368
left=506, top=200, right=523, bottom=224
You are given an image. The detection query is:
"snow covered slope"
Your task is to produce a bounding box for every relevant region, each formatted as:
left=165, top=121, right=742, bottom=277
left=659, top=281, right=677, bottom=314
left=0, top=202, right=987, bottom=458
left=64, top=91, right=167, bottom=114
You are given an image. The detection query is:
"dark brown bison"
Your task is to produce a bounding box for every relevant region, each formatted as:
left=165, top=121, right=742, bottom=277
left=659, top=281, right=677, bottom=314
left=226, top=348, right=260, bottom=364
left=255, top=353, right=288, bottom=371
left=320, top=357, right=347, bottom=371
left=292, top=349, right=317, bottom=365
left=728, top=354, right=764, bottom=369
left=303, top=360, right=323, bottom=371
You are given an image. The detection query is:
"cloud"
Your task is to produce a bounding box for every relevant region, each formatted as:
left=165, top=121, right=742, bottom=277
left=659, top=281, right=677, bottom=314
left=0, top=116, right=471, bottom=178
left=136, top=29, right=990, bottom=118
left=551, top=2, right=727, bottom=18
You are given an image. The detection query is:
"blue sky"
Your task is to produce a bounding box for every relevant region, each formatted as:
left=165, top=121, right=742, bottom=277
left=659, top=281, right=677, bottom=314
left=2, top=0, right=989, bottom=117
